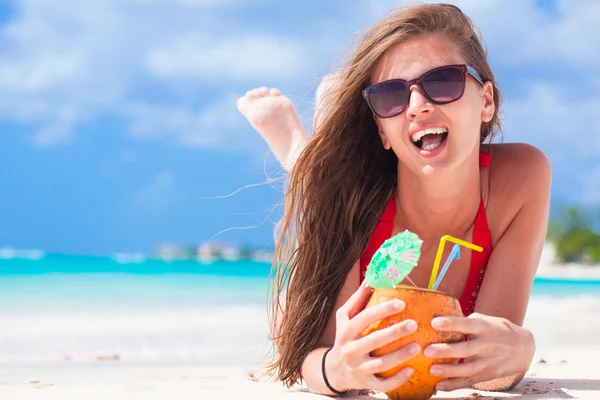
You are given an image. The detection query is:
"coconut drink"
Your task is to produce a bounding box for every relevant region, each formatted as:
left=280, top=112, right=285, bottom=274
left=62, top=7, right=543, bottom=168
left=360, top=230, right=465, bottom=400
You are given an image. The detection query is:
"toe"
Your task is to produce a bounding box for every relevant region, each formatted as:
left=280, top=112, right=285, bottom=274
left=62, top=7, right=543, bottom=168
left=258, top=86, right=269, bottom=96
left=246, top=89, right=260, bottom=98
left=269, top=88, right=281, bottom=96
left=236, top=96, right=247, bottom=111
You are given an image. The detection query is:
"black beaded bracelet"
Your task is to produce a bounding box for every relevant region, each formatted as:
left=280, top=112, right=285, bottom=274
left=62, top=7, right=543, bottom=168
left=322, top=347, right=348, bottom=396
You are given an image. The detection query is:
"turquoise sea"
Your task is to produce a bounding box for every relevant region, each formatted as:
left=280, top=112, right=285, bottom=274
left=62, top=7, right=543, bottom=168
left=1, top=253, right=600, bottom=313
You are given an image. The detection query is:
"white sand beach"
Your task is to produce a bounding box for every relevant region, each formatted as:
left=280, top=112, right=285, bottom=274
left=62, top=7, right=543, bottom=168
left=1, top=288, right=600, bottom=400
left=1, top=245, right=600, bottom=400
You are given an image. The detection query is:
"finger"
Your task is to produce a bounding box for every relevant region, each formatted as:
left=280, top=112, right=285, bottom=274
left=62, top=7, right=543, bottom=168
left=354, top=319, right=418, bottom=355
left=258, top=86, right=269, bottom=95
left=436, top=373, right=487, bottom=392
left=360, top=343, right=421, bottom=374
left=344, top=298, right=406, bottom=340
left=337, top=281, right=374, bottom=321
left=430, top=356, right=488, bottom=378
left=431, top=315, right=488, bottom=335
left=366, top=367, right=414, bottom=393
left=424, top=339, right=482, bottom=359
left=269, top=88, right=281, bottom=95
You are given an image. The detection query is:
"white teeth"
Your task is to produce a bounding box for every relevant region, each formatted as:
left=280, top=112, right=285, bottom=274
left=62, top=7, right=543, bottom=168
left=422, top=141, right=443, bottom=151
left=411, top=127, right=448, bottom=143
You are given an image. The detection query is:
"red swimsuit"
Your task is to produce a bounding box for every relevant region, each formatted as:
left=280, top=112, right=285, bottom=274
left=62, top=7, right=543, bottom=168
left=359, top=151, right=493, bottom=316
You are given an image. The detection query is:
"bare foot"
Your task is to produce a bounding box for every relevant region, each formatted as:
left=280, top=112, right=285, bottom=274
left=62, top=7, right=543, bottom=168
left=237, top=87, right=308, bottom=171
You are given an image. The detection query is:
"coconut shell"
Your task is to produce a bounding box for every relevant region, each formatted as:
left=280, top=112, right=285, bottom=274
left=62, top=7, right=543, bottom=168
left=361, top=285, right=464, bottom=400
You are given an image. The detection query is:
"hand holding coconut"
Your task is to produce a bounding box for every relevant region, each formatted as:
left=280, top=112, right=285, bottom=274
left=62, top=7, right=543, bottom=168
left=323, top=280, right=421, bottom=394
left=355, top=231, right=469, bottom=400
left=354, top=231, right=534, bottom=398
left=425, top=312, right=536, bottom=392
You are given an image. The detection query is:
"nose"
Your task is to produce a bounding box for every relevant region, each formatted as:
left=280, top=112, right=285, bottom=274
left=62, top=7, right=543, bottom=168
left=405, top=85, right=434, bottom=120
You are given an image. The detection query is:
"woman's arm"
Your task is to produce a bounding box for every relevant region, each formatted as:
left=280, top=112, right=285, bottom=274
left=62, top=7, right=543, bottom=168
left=426, top=145, right=552, bottom=392
left=299, top=261, right=361, bottom=395
left=472, top=146, right=551, bottom=390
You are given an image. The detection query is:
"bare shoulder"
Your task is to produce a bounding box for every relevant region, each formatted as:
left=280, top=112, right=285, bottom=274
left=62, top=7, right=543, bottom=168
left=482, top=143, right=552, bottom=242
left=484, top=142, right=551, bottom=193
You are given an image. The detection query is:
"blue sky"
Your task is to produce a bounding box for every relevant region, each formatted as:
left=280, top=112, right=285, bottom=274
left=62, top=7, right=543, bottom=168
left=0, top=0, right=599, bottom=256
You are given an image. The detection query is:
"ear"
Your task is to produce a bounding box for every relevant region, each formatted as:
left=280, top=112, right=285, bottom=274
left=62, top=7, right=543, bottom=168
left=374, top=114, right=392, bottom=150
left=481, top=81, right=495, bottom=123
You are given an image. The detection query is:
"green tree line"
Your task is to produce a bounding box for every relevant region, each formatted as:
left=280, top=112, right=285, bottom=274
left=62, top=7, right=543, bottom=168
left=547, top=208, right=600, bottom=264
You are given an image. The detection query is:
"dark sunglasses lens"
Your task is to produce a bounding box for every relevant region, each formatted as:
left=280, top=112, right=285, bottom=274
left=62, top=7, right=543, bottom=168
left=421, top=67, right=465, bottom=103
left=369, top=81, right=409, bottom=117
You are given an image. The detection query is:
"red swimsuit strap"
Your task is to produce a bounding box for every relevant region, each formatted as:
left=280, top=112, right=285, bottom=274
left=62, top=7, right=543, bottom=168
left=458, top=199, right=493, bottom=315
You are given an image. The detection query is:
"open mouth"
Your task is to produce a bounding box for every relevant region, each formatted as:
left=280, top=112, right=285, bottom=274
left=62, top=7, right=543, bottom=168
left=411, top=127, right=448, bottom=152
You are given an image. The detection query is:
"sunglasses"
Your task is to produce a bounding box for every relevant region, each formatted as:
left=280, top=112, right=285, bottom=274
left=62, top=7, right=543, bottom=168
left=362, top=64, right=484, bottom=119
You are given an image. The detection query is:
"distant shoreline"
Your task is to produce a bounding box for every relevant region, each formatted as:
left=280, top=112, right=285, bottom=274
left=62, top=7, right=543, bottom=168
left=537, top=263, right=600, bottom=281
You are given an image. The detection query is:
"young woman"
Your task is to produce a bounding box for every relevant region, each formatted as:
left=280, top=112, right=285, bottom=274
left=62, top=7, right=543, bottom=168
left=239, top=4, right=551, bottom=396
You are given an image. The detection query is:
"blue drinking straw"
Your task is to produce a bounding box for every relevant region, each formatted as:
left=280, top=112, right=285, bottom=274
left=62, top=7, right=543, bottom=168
left=432, top=244, right=461, bottom=291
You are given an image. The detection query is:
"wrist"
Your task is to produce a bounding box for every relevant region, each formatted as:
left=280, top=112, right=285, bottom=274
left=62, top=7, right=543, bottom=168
left=323, top=347, right=349, bottom=395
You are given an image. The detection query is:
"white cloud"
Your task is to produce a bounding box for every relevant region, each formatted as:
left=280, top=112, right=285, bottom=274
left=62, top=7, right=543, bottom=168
left=1, top=0, right=599, bottom=165
left=26, top=102, right=79, bottom=147
left=502, top=81, right=600, bottom=202
left=124, top=93, right=253, bottom=149
left=127, top=0, right=258, bottom=6
left=366, top=0, right=600, bottom=69
left=503, top=82, right=600, bottom=157
left=0, top=53, right=85, bottom=94
left=31, top=124, right=72, bottom=148
left=146, top=34, right=313, bottom=82
left=0, top=0, right=323, bottom=149
left=0, top=0, right=132, bottom=144
left=516, top=0, right=600, bottom=68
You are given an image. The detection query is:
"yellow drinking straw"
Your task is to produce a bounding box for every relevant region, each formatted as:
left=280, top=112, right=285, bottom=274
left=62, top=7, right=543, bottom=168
left=428, top=235, right=484, bottom=290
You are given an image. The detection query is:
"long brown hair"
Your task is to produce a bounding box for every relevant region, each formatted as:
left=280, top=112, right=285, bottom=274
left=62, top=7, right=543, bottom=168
left=268, top=4, right=503, bottom=387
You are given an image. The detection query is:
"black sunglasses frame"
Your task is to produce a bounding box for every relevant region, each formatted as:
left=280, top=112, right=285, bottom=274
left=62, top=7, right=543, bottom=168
left=362, top=64, right=484, bottom=119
